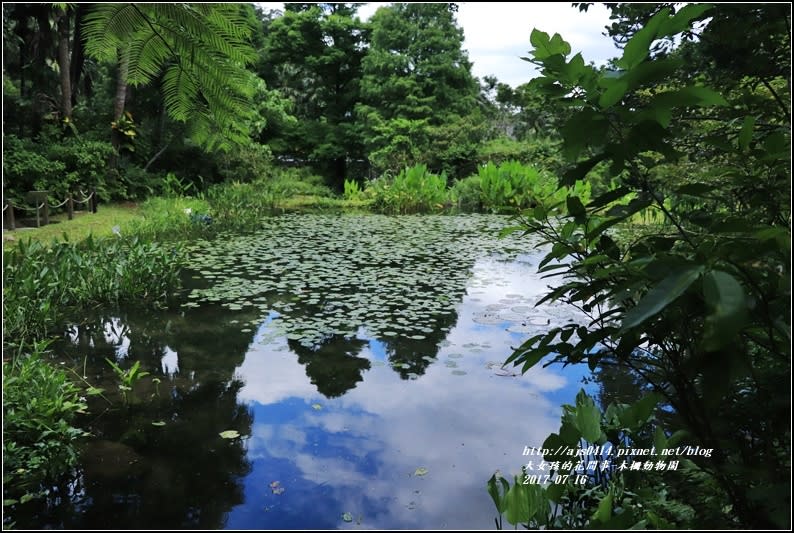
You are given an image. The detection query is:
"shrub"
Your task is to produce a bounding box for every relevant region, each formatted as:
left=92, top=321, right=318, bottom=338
left=3, top=343, right=89, bottom=505
left=205, top=180, right=279, bottom=230
left=2, top=135, right=67, bottom=204
left=268, top=168, right=335, bottom=198
left=449, top=175, right=482, bottom=211
left=3, top=235, right=184, bottom=342
left=343, top=179, right=364, bottom=201
left=44, top=138, right=115, bottom=199
left=476, top=160, right=591, bottom=212
left=366, top=164, right=449, bottom=214
left=128, top=196, right=213, bottom=240
left=216, top=142, right=274, bottom=183
left=117, top=165, right=165, bottom=200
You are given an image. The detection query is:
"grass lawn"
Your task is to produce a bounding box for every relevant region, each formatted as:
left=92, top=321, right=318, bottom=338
left=3, top=203, right=142, bottom=249
left=2, top=195, right=373, bottom=250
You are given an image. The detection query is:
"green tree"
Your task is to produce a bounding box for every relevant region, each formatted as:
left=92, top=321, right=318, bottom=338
left=357, top=3, right=482, bottom=178
left=258, top=3, right=369, bottom=186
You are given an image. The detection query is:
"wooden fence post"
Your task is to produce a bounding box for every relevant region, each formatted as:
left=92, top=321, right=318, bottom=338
left=67, top=194, right=74, bottom=220
left=4, top=199, right=15, bottom=230
left=42, top=194, right=50, bottom=226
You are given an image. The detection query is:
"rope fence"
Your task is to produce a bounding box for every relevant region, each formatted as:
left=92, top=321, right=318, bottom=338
left=3, top=188, right=97, bottom=230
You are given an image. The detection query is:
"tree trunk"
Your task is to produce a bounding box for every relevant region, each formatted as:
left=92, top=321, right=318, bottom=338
left=113, top=49, right=129, bottom=122
left=56, top=7, right=72, bottom=121
left=110, top=47, right=129, bottom=168
left=69, top=4, right=87, bottom=108
left=334, top=156, right=347, bottom=190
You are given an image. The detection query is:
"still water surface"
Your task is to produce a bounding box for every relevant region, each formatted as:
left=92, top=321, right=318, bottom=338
left=24, top=214, right=596, bottom=529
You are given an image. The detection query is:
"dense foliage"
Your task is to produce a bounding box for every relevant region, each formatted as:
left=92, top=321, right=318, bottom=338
left=3, top=344, right=90, bottom=509
left=496, top=4, right=790, bottom=529
left=3, top=235, right=184, bottom=342
left=2, top=2, right=564, bottom=199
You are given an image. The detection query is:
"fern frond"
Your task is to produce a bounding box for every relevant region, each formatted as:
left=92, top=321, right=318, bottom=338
left=83, top=2, right=258, bottom=151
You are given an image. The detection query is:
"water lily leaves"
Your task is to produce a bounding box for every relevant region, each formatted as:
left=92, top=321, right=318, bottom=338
left=183, top=214, right=537, bottom=344
left=342, top=512, right=353, bottom=522
left=311, top=403, right=323, bottom=410
left=151, top=421, right=166, bottom=427
left=414, top=467, right=429, bottom=476
left=219, top=430, right=240, bottom=439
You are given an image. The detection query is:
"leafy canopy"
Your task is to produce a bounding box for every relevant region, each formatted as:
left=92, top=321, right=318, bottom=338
left=83, top=3, right=259, bottom=151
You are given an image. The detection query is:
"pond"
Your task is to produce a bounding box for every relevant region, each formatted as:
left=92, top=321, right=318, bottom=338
left=20, top=213, right=600, bottom=529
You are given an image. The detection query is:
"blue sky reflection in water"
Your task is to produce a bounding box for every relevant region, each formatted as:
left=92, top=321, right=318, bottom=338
left=224, top=257, right=594, bottom=529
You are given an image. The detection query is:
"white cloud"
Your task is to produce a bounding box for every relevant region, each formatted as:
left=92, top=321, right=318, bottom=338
left=229, top=254, right=588, bottom=527
left=457, top=2, right=621, bottom=86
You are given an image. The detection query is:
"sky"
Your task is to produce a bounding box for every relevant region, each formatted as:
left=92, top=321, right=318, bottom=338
left=257, top=2, right=622, bottom=87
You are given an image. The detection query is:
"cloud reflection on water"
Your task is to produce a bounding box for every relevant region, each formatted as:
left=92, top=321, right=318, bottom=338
left=229, top=254, right=590, bottom=529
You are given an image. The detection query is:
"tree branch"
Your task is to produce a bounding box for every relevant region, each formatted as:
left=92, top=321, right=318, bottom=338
left=761, top=79, right=791, bottom=122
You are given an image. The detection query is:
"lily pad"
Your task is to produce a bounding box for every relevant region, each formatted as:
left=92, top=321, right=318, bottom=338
left=342, top=512, right=353, bottom=522
left=219, top=430, right=240, bottom=439
left=414, top=467, right=428, bottom=476
left=311, top=403, right=323, bottom=410
left=151, top=421, right=166, bottom=427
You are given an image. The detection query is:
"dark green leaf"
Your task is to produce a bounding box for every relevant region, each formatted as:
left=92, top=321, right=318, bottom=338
left=653, top=426, right=668, bottom=454
left=660, top=4, right=713, bottom=36
left=546, top=482, right=565, bottom=503
left=561, top=110, right=609, bottom=160
left=559, top=417, right=582, bottom=446
left=676, top=183, right=718, bottom=196
left=604, top=195, right=652, bottom=218
left=586, top=217, right=627, bottom=240
left=617, top=8, right=671, bottom=69
left=592, top=492, right=613, bottom=523
left=562, top=154, right=607, bottom=186
left=587, top=186, right=632, bottom=210
left=738, top=116, right=756, bottom=151
left=566, top=196, right=586, bottom=218
left=542, top=433, right=570, bottom=464
left=619, top=393, right=661, bottom=430
left=574, top=390, right=602, bottom=442
left=702, top=270, right=748, bottom=350
left=623, top=58, right=684, bottom=90
left=653, top=86, right=728, bottom=108
left=621, top=266, right=705, bottom=331
left=599, top=79, right=629, bottom=108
